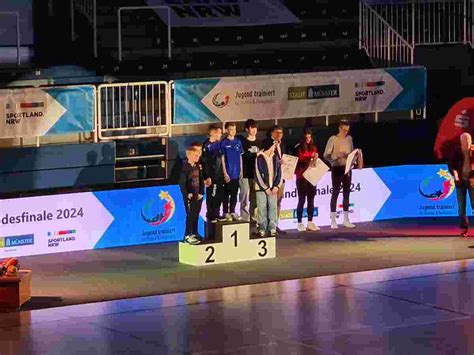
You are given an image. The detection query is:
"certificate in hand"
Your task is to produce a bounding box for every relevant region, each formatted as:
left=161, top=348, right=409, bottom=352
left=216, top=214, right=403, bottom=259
left=303, top=158, right=329, bottom=186
left=281, top=154, right=299, bottom=181
left=345, top=149, right=360, bottom=175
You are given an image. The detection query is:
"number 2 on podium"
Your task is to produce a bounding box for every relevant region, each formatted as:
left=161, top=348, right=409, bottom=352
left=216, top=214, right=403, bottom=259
left=206, top=246, right=215, bottom=263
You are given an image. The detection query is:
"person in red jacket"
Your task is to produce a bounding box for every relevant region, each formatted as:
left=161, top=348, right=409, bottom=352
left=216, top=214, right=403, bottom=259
left=295, top=129, right=319, bottom=232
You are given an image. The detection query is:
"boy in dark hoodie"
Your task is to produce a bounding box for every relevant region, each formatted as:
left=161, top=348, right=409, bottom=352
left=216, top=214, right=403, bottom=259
left=202, top=125, right=225, bottom=238
left=179, top=145, right=204, bottom=245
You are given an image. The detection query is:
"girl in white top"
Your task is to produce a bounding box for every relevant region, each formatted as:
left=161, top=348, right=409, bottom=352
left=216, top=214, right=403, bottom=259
left=324, top=120, right=361, bottom=229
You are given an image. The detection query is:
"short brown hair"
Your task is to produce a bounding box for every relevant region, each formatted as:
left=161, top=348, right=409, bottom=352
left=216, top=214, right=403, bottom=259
left=271, top=125, right=283, bottom=133
left=339, top=119, right=350, bottom=127
left=208, top=124, right=221, bottom=133
left=245, top=119, right=258, bottom=130
left=224, top=122, right=236, bottom=129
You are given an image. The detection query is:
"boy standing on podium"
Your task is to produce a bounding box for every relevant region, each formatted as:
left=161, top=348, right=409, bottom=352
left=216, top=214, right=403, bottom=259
left=255, top=141, right=283, bottom=237
left=220, top=122, right=244, bottom=221
left=179, top=145, right=204, bottom=245
left=202, top=124, right=225, bottom=238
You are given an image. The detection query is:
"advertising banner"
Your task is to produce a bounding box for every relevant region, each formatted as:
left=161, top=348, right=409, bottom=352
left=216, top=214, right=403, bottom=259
left=0, top=164, right=460, bottom=258
left=174, top=67, right=427, bottom=124
left=199, top=164, right=459, bottom=230
left=0, top=185, right=186, bottom=258
left=145, top=0, right=299, bottom=27
left=433, top=97, right=474, bottom=160
left=279, top=164, right=459, bottom=230
left=0, top=86, right=95, bottom=138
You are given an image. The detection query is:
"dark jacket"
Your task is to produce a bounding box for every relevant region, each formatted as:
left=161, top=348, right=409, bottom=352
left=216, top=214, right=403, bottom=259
left=201, top=138, right=224, bottom=183
left=255, top=151, right=283, bottom=192
left=179, top=160, right=204, bottom=199
left=262, top=138, right=286, bottom=159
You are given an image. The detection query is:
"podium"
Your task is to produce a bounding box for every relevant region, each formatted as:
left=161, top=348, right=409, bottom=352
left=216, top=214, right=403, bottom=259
left=179, top=221, right=276, bottom=266
left=0, top=270, right=32, bottom=309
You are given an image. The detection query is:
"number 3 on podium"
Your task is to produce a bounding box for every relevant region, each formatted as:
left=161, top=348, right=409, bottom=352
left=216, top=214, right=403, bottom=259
left=258, top=240, right=267, bottom=257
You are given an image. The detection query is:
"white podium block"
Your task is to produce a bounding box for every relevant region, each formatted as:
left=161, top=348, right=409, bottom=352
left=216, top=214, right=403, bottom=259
left=179, top=221, right=276, bottom=266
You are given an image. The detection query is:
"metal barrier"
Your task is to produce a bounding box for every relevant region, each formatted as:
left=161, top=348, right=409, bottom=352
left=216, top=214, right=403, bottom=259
left=71, top=0, right=97, bottom=57
left=97, top=82, right=171, bottom=140
left=367, top=0, right=473, bottom=47
left=0, top=11, right=21, bottom=66
left=118, top=6, right=172, bottom=62
left=360, top=2, right=415, bottom=66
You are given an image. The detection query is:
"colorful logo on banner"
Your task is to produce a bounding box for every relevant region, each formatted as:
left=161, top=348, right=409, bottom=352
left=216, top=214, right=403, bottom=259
left=418, top=169, right=455, bottom=201
left=212, top=93, right=230, bottom=108
left=141, top=191, right=176, bottom=226
left=0, top=234, right=35, bottom=248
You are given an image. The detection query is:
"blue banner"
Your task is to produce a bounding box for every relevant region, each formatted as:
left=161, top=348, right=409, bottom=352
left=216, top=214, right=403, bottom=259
left=374, top=164, right=460, bottom=220
left=94, top=185, right=187, bottom=249
left=174, top=67, right=427, bottom=124
left=45, top=86, right=95, bottom=135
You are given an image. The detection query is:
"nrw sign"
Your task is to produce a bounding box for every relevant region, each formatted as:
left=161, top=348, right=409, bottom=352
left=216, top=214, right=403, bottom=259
left=145, top=0, right=300, bottom=27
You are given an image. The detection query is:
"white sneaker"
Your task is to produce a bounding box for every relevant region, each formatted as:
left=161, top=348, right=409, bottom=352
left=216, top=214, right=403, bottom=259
left=185, top=235, right=201, bottom=245
left=231, top=213, right=241, bottom=221
left=297, top=223, right=306, bottom=232
left=306, top=222, right=320, bottom=231
left=258, top=230, right=266, bottom=237
left=343, top=212, right=355, bottom=228
left=330, top=212, right=338, bottom=230
left=343, top=220, right=356, bottom=228
left=224, top=213, right=233, bottom=222
left=269, top=229, right=277, bottom=237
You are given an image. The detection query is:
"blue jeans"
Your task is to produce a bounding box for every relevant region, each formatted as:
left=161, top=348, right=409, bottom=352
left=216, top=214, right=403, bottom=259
left=256, top=191, right=278, bottom=232
left=239, top=178, right=257, bottom=222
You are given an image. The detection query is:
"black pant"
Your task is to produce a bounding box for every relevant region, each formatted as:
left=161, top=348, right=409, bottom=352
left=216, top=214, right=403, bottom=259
left=223, top=179, right=239, bottom=214
left=185, top=197, right=202, bottom=236
left=206, top=182, right=224, bottom=240
left=206, top=182, right=224, bottom=221
left=456, top=180, right=474, bottom=229
left=296, top=178, right=316, bottom=222
left=330, top=166, right=352, bottom=213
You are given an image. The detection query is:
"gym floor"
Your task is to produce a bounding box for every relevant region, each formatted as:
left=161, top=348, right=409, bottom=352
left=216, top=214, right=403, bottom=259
left=1, top=257, right=474, bottom=354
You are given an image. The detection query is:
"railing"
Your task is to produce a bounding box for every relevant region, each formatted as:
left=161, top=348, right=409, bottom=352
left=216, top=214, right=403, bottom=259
left=367, top=0, right=473, bottom=47
left=118, top=6, right=172, bottom=62
left=360, top=2, right=415, bottom=66
left=97, top=82, right=171, bottom=140
left=71, top=0, right=97, bottom=57
left=0, top=11, right=21, bottom=66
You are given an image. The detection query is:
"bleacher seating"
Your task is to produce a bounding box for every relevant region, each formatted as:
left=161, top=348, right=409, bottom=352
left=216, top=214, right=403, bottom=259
left=87, top=0, right=370, bottom=77
left=0, top=0, right=369, bottom=81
